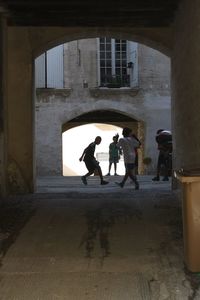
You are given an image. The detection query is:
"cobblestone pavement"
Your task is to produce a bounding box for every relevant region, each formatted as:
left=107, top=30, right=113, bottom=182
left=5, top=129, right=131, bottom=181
left=0, top=176, right=200, bottom=299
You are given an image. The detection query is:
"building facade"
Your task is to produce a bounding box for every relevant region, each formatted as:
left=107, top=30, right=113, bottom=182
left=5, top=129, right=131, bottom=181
left=35, top=38, right=171, bottom=177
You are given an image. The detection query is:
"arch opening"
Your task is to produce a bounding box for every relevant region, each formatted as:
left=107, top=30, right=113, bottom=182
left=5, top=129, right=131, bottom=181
left=62, top=123, right=125, bottom=176
left=33, top=29, right=172, bottom=59
left=62, top=110, right=144, bottom=177
left=34, top=37, right=171, bottom=187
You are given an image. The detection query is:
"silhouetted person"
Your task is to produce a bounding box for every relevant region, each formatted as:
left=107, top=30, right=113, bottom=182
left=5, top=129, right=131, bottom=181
left=79, top=136, right=109, bottom=185
left=115, top=127, right=140, bottom=190
left=131, top=133, right=141, bottom=175
left=152, top=129, right=172, bottom=181
left=106, top=134, right=122, bottom=176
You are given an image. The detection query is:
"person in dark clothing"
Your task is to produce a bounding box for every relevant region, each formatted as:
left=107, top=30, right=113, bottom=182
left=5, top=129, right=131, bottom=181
left=152, top=129, right=172, bottom=181
left=79, top=136, right=109, bottom=185
left=106, top=134, right=122, bottom=176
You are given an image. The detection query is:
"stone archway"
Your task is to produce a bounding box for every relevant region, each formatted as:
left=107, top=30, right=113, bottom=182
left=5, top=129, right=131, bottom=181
left=62, top=110, right=145, bottom=176
left=6, top=26, right=171, bottom=193
left=30, top=27, right=172, bottom=59
left=3, top=0, right=200, bottom=275
left=34, top=37, right=171, bottom=183
left=35, top=106, right=146, bottom=178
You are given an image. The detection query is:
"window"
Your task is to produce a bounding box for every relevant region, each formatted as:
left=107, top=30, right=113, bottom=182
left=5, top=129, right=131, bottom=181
left=35, top=45, right=64, bottom=89
left=115, top=39, right=128, bottom=86
left=98, top=38, right=138, bottom=88
left=98, top=38, right=128, bottom=87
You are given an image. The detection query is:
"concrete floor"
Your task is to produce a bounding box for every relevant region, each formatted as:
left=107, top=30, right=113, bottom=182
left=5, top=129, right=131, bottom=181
left=0, top=176, right=200, bottom=299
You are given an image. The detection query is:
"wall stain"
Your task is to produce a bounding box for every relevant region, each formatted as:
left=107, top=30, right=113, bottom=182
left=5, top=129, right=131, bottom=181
left=79, top=201, right=142, bottom=260
left=0, top=196, right=36, bottom=267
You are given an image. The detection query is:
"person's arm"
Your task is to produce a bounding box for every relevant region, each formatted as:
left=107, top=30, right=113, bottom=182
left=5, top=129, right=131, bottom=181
left=116, top=138, right=122, bottom=148
left=117, top=144, right=122, bottom=155
left=79, top=146, right=88, bottom=161
left=116, top=139, right=123, bottom=154
left=79, top=150, right=85, bottom=161
left=132, top=137, right=140, bottom=149
left=132, top=134, right=141, bottom=147
left=109, top=143, right=112, bottom=155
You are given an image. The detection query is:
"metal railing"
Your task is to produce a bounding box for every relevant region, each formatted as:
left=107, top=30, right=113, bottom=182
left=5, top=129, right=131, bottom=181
left=100, top=74, right=130, bottom=88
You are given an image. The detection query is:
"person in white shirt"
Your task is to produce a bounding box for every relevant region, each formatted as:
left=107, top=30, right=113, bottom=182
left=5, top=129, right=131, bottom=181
left=115, top=127, right=140, bottom=190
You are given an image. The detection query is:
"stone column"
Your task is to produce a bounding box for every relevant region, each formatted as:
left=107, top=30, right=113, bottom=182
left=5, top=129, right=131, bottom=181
left=7, top=27, right=34, bottom=194
left=0, top=14, right=7, bottom=196
left=172, top=0, right=200, bottom=271
left=172, top=0, right=200, bottom=171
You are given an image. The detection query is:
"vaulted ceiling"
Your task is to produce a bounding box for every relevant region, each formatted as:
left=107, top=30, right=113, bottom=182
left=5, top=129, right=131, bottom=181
left=0, top=0, right=181, bottom=27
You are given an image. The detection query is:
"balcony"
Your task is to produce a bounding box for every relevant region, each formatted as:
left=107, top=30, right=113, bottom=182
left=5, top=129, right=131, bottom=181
left=100, top=74, right=130, bottom=88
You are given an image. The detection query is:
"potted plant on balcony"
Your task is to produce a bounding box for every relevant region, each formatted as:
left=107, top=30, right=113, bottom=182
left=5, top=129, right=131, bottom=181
left=106, top=75, right=121, bottom=88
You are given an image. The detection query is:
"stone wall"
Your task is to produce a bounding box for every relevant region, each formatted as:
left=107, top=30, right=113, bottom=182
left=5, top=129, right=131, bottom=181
left=35, top=42, right=171, bottom=176
left=0, top=16, right=7, bottom=196
left=7, top=28, right=33, bottom=193
left=5, top=26, right=172, bottom=193
left=172, top=0, right=200, bottom=171
left=2, top=2, right=200, bottom=194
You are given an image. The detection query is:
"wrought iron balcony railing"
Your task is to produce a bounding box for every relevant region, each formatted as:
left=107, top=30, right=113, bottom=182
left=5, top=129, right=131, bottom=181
left=100, top=74, right=130, bottom=88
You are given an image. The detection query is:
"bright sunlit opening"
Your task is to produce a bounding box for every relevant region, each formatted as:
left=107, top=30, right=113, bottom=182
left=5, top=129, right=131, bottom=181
left=62, top=123, right=125, bottom=176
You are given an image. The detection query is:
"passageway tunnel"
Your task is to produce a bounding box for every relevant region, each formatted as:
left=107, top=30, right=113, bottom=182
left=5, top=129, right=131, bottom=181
left=2, top=0, right=200, bottom=296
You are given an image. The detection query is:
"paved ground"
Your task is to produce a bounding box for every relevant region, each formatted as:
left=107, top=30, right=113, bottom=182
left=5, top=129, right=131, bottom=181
left=0, top=176, right=200, bottom=299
